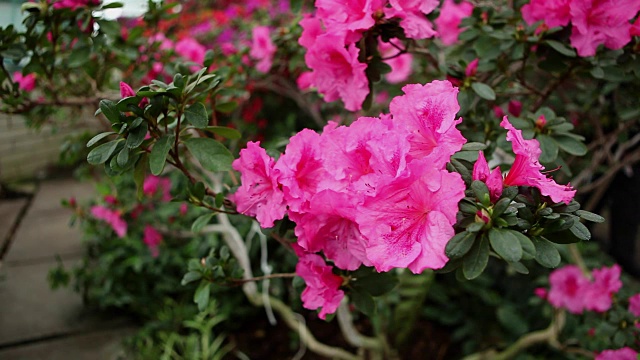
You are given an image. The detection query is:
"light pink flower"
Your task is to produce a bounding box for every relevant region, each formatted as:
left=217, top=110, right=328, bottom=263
left=304, top=33, right=369, bottom=111
left=250, top=26, right=276, bottom=73
left=143, top=175, right=172, bottom=202
left=501, top=117, right=576, bottom=204
left=473, top=151, right=504, bottom=202
left=389, top=81, right=466, bottom=169
left=90, top=205, right=127, bottom=238
left=13, top=72, right=36, bottom=92
left=143, top=225, right=162, bottom=258
left=629, top=293, right=640, bottom=317
left=548, top=265, right=589, bottom=314
left=583, top=265, right=622, bottom=312
left=296, top=252, right=345, bottom=319
left=569, top=0, right=640, bottom=57
left=231, top=141, right=286, bottom=228
left=435, top=0, right=474, bottom=45
left=595, top=347, right=638, bottom=360
left=119, top=81, right=135, bottom=98
left=379, top=40, right=414, bottom=84
left=385, top=0, right=439, bottom=39
left=175, top=38, right=206, bottom=65
left=357, top=165, right=465, bottom=273
left=521, top=0, right=572, bottom=28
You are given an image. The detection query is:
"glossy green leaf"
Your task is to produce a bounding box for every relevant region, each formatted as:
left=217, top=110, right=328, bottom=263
left=545, top=40, right=576, bottom=57
left=185, top=102, right=209, bottom=128
left=86, top=132, right=116, bottom=147
left=203, top=126, right=241, bottom=139
left=149, top=135, right=174, bottom=175
left=192, top=213, right=214, bottom=233
left=488, top=228, right=523, bottom=263
left=532, top=237, right=561, bottom=268
left=183, top=138, right=233, bottom=172
left=445, top=231, right=477, bottom=259
left=471, top=82, right=496, bottom=101
left=194, top=282, right=211, bottom=312
left=463, top=235, right=489, bottom=280
left=87, top=140, right=120, bottom=165
left=98, top=99, right=120, bottom=123
left=575, top=210, right=605, bottom=223
left=536, top=134, right=558, bottom=163
left=555, top=135, right=587, bottom=156
left=181, top=271, right=202, bottom=286
left=126, top=122, right=148, bottom=149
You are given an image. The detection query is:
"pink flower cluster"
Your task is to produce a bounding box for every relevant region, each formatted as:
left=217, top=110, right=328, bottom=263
left=143, top=225, right=163, bottom=258
left=90, top=205, right=127, bottom=238
left=473, top=117, right=575, bottom=204
left=250, top=26, right=276, bottom=73
left=521, top=0, right=640, bottom=56
left=538, top=264, right=622, bottom=314
left=233, top=80, right=467, bottom=316
left=143, top=175, right=172, bottom=202
left=595, top=347, right=638, bottom=360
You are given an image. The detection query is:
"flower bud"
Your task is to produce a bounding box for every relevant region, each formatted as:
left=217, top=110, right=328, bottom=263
left=508, top=100, right=522, bottom=117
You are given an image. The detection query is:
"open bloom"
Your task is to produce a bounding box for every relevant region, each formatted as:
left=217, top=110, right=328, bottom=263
left=501, top=117, right=576, bottom=204
left=231, top=141, right=286, bottom=228
left=143, top=175, right=172, bottom=202
left=583, top=264, right=622, bottom=312
left=385, top=0, right=439, bottom=39
left=315, top=0, right=384, bottom=42
left=90, top=205, right=127, bottom=238
left=13, top=72, right=36, bottom=92
left=548, top=265, right=589, bottom=314
left=435, top=0, right=474, bottom=45
left=250, top=26, right=276, bottom=73
left=296, top=252, right=345, bottom=319
left=595, top=347, right=638, bottom=360
left=629, top=293, right=640, bottom=317
left=521, top=0, right=572, bottom=28
left=175, top=38, right=206, bottom=65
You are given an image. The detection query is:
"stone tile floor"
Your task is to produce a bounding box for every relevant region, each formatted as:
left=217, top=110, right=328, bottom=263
left=0, top=178, right=134, bottom=359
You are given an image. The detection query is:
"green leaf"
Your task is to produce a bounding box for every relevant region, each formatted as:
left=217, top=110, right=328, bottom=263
left=192, top=213, right=214, bottom=233
left=532, top=237, right=561, bottom=268
left=215, top=101, right=238, bottom=114
left=350, top=288, right=376, bottom=317
left=116, top=147, right=129, bottom=167
left=536, top=134, right=559, bottom=163
left=185, top=102, right=209, bottom=128
left=101, top=2, right=123, bottom=9
left=492, top=198, right=513, bottom=218
left=569, top=222, right=591, bottom=241
left=194, top=282, right=211, bottom=312
left=86, top=132, right=116, bottom=147
left=445, top=231, right=477, bottom=260
left=203, top=126, right=241, bottom=139
left=87, top=140, right=120, bottom=165
left=290, top=0, right=302, bottom=12
left=353, top=272, right=398, bottom=296
left=511, top=231, right=536, bottom=260
left=149, top=135, right=174, bottom=175
left=126, top=122, right=148, bottom=149
left=461, top=142, right=487, bottom=151
left=99, top=100, right=120, bottom=123
left=463, top=235, right=490, bottom=280
left=575, top=210, right=605, bottom=223
left=183, top=138, right=233, bottom=172
left=488, top=228, right=523, bottom=263
left=471, top=180, right=491, bottom=205
left=471, top=82, right=496, bottom=101
left=545, top=40, right=576, bottom=57
left=67, top=46, right=91, bottom=67
left=181, top=271, right=202, bottom=286
left=508, top=261, right=529, bottom=275
left=554, top=135, right=587, bottom=156
left=134, top=155, right=148, bottom=200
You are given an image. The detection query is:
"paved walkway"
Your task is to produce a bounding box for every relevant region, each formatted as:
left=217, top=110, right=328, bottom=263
left=0, top=178, right=134, bottom=359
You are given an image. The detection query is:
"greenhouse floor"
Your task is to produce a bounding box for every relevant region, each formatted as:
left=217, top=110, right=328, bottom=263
left=0, top=178, right=134, bottom=360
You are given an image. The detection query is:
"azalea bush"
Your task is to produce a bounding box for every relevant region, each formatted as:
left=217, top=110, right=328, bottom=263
left=3, top=0, right=640, bottom=358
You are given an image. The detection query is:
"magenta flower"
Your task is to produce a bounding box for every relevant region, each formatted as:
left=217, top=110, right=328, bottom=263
left=90, top=205, right=127, bottom=238
left=632, top=16, right=640, bottom=37
left=501, top=117, right=576, bottom=204
left=52, top=0, right=100, bottom=10
left=143, top=175, right=172, bottom=202
left=521, top=0, right=572, bottom=28
left=385, top=0, right=440, bottom=39
left=13, top=72, right=36, bottom=92
left=357, top=165, right=465, bottom=273
left=569, top=0, right=640, bottom=56
left=315, top=0, right=384, bottom=42
left=548, top=265, right=589, bottom=314
left=379, top=40, right=414, bottom=84
left=250, top=26, right=277, bottom=73
left=435, top=0, right=474, bottom=45
left=629, top=293, right=640, bottom=317
left=298, top=15, right=325, bottom=48
left=296, top=252, right=345, bottom=319
left=389, top=81, right=467, bottom=169
left=595, top=347, right=638, bottom=360
left=583, top=264, right=622, bottom=312
left=175, top=38, right=206, bottom=66
left=304, top=33, right=369, bottom=111
left=143, top=225, right=163, bottom=258
left=508, top=100, right=522, bottom=117
left=231, top=141, right=286, bottom=228
left=472, top=151, right=504, bottom=202
left=465, top=58, right=479, bottom=77
left=119, top=81, right=135, bottom=98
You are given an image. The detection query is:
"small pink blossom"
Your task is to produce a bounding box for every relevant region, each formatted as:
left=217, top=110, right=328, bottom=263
left=143, top=225, right=162, bottom=258
left=90, top=205, right=127, bottom=238
left=179, top=203, right=188, bottom=216
left=583, top=265, right=622, bottom=312
left=435, top=0, right=474, bottom=45
left=548, top=265, right=589, bottom=314
left=385, top=0, right=439, bottom=39
left=296, top=252, right=345, bottom=319
left=296, top=71, right=314, bottom=90
left=143, top=175, right=172, bottom=202
left=534, top=287, right=548, bottom=300
left=629, top=293, right=640, bottom=317
left=473, top=151, right=504, bottom=202
left=595, top=347, right=638, bottom=360
left=493, top=105, right=506, bottom=119
left=119, top=81, right=135, bottom=98
left=521, top=0, right=572, bottom=28
left=104, top=195, right=117, bottom=205
left=316, top=0, right=384, bottom=42
left=501, top=117, right=576, bottom=204
left=379, top=40, right=414, bottom=84
left=175, top=38, right=206, bottom=66
left=465, top=58, right=479, bottom=77
left=13, top=72, right=36, bottom=92
left=250, top=26, right=276, bottom=73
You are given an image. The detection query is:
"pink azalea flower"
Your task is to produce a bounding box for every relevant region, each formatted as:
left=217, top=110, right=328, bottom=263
left=632, top=16, right=640, bottom=37
left=472, top=151, right=504, bottom=202
left=250, top=26, right=277, bottom=73
left=501, top=117, right=576, bottom=204
left=143, top=175, right=172, bottom=202
left=315, top=0, right=384, bottom=42
left=274, top=129, right=330, bottom=213
left=435, top=0, right=474, bottom=45
left=175, top=38, right=206, bottom=65
left=357, top=165, right=465, bottom=273
left=231, top=141, right=286, bottom=228
left=583, top=265, right=622, bottom=312
left=304, top=33, right=369, bottom=111
left=52, top=0, right=100, bottom=10
left=521, top=0, right=572, bottom=28
left=629, top=293, right=640, bottom=317
left=389, top=81, right=467, bottom=169
left=143, top=225, right=162, bottom=258
left=298, top=15, right=325, bottom=48
left=548, top=265, right=589, bottom=314
left=379, top=40, right=414, bottom=84
left=13, top=72, right=36, bottom=92
left=119, top=81, right=135, bottom=98
left=296, top=252, right=345, bottom=319
left=595, top=347, right=638, bottom=360
left=296, top=71, right=314, bottom=90
left=569, top=0, right=640, bottom=57
left=465, top=58, right=479, bottom=77
left=90, top=205, right=127, bottom=238
left=385, top=0, right=440, bottom=39
left=534, top=287, right=548, bottom=300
